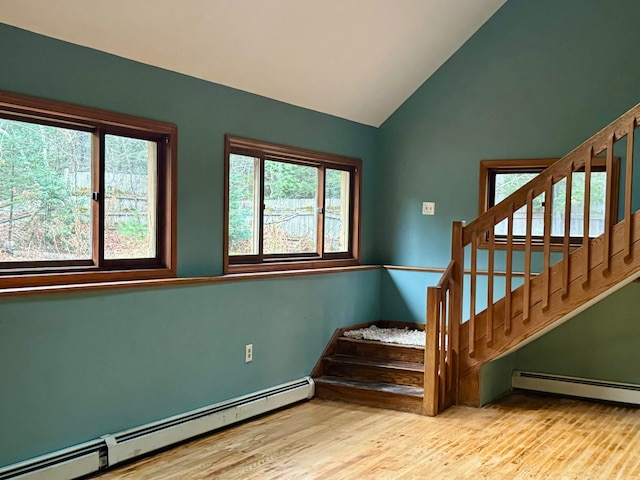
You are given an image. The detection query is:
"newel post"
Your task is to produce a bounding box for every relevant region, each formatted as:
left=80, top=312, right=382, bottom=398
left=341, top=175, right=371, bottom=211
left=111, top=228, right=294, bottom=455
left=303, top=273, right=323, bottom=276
left=424, top=285, right=441, bottom=416
left=450, top=221, right=464, bottom=404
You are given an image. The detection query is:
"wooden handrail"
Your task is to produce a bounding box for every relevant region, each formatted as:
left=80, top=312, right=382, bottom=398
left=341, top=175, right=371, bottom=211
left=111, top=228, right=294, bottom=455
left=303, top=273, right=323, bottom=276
left=437, top=260, right=455, bottom=288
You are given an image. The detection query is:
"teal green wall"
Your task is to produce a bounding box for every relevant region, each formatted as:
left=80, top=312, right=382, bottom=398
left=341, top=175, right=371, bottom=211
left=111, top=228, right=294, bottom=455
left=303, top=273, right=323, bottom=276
left=513, top=283, right=640, bottom=382
left=480, top=353, right=516, bottom=405
left=377, top=0, right=640, bottom=401
left=0, top=271, right=379, bottom=467
left=0, top=24, right=380, bottom=467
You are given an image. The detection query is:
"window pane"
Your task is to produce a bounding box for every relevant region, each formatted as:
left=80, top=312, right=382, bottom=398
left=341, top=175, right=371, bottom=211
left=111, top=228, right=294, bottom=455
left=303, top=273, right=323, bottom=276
left=229, top=154, right=259, bottom=256
left=549, top=172, right=607, bottom=237
left=574, top=171, right=606, bottom=237
left=494, top=172, right=541, bottom=236
left=264, top=160, right=317, bottom=254
left=494, top=171, right=606, bottom=238
left=324, top=168, right=350, bottom=252
left=104, top=135, right=157, bottom=259
left=0, top=118, right=92, bottom=262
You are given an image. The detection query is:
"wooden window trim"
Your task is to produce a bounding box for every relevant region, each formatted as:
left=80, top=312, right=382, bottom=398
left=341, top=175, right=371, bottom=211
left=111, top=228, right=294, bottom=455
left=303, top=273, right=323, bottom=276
left=224, top=135, right=361, bottom=274
left=0, top=91, right=177, bottom=289
left=478, top=158, right=620, bottom=251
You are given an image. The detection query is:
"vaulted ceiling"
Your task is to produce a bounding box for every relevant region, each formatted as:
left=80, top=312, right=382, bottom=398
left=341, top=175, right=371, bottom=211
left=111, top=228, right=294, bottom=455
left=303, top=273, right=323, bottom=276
left=0, top=0, right=506, bottom=126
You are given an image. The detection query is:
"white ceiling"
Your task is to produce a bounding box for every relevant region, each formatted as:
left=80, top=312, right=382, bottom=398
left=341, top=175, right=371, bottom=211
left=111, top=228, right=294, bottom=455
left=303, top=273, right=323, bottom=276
left=0, top=0, right=506, bottom=127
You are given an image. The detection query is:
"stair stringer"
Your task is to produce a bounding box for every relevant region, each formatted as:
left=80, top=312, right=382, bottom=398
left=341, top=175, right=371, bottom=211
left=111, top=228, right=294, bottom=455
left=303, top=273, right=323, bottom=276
left=459, top=209, right=640, bottom=375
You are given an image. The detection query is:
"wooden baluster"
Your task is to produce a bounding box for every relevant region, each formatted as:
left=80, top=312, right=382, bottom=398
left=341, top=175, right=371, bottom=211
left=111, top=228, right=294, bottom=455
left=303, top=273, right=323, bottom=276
left=505, top=204, right=513, bottom=335
left=469, top=230, right=477, bottom=356
left=582, top=149, right=592, bottom=287
left=625, top=119, right=635, bottom=260
left=424, top=287, right=440, bottom=416
left=562, top=164, right=573, bottom=298
left=487, top=218, right=495, bottom=346
left=542, top=179, right=552, bottom=311
left=445, top=288, right=452, bottom=393
left=439, top=291, right=447, bottom=406
left=603, top=135, right=614, bottom=275
left=523, top=190, right=533, bottom=322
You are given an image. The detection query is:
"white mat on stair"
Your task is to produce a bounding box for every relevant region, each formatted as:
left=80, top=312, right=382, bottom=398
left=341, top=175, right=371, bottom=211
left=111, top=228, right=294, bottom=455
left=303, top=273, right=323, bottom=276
left=343, top=325, right=425, bottom=346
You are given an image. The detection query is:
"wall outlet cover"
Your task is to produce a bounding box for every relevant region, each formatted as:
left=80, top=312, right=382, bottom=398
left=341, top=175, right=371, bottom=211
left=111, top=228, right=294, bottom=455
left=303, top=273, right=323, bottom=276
left=422, top=201, right=435, bottom=215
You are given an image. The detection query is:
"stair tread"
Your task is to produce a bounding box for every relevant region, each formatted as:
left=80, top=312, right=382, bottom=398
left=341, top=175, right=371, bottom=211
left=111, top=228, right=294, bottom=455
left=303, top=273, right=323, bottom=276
left=326, top=354, right=424, bottom=372
left=315, top=375, right=424, bottom=397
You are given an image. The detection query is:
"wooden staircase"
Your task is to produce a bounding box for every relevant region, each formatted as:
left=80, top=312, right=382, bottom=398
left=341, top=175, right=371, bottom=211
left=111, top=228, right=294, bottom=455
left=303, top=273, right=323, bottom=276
left=425, top=101, right=640, bottom=415
left=312, top=321, right=426, bottom=414
left=312, top=103, right=640, bottom=417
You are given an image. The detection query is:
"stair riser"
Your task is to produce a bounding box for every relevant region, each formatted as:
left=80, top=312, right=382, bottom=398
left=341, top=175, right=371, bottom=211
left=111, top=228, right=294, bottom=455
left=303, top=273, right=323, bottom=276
left=336, top=338, right=424, bottom=363
left=315, top=382, right=423, bottom=414
left=324, top=360, right=424, bottom=387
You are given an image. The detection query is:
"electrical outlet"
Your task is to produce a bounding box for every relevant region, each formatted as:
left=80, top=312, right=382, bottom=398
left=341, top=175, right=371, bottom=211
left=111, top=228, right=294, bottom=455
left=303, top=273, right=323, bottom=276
left=422, top=201, right=435, bottom=215
left=245, top=344, right=253, bottom=363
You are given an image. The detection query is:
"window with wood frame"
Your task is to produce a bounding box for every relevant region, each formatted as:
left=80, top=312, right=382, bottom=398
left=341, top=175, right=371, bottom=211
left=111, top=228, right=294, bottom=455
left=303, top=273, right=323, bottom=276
left=0, top=92, right=177, bottom=288
left=479, top=158, right=619, bottom=246
left=224, top=135, right=361, bottom=273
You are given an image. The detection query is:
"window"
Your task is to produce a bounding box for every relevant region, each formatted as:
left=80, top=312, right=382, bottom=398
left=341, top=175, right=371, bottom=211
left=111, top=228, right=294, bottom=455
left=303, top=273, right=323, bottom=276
left=479, top=158, right=619, bottom=247
left=0, top=92, right=177, bottom=288
left=224, top=135, right=361, bottom=273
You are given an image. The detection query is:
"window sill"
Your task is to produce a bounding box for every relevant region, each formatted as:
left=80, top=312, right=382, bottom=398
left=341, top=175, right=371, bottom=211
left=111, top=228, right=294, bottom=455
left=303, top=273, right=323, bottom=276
left=225, top=258, right=360, bottom=274
left=0, top=267, right=176, bottom=291
left=0, top=265, right=380, bottom=298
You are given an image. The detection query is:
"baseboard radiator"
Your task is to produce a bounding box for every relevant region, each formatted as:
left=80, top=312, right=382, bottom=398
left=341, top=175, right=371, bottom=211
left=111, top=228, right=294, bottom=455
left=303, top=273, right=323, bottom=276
left=0, top=377, right=314, bottom=480
left=512, top=371, right=640, bottom=405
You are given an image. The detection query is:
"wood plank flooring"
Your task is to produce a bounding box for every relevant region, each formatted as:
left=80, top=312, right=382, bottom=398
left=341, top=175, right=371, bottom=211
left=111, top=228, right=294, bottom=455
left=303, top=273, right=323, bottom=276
left=93, top=392, right=640, bottom=479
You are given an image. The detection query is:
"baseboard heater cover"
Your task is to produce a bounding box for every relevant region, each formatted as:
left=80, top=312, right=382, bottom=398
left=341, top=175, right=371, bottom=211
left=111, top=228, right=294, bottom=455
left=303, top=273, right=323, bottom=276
left=0, top=440, right=104, bottom=480
left=0, top=376, right=314, bottom=480
left=512, top=370, right=640, bottom=405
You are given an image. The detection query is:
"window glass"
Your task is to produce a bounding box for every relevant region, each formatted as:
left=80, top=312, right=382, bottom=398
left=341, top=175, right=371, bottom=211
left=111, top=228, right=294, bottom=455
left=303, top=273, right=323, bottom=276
left=552, top=172, right=607, bottom=237
left=228, top=153, right=259, bottom=256
left=324, top=168, right=350, bottom=253
left=0, top=117, right=92, bottom=262
left=492, top=169, right=608, bottom=239
left=104, top=135, right=157, bottom=259
left=493, top=172, right=542, bottom=237
left=263, top=160, right=318, bottom=254
left=484, top=159, right=616, bottom=243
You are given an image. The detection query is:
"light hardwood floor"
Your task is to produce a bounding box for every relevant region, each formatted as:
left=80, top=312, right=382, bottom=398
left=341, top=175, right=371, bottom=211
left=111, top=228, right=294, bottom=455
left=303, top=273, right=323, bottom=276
left=94, top=392, right=640, bottom=479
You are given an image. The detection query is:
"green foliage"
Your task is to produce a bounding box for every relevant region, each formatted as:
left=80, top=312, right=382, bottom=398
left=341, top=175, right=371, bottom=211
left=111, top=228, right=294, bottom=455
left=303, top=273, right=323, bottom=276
left=117, top=216, right=147, bottom=240
left=324, top=169, right=345, bottom=199
left=228, top=154, right=255, bottom=254
left=264, top=161, right=317, bottom=200
left=0, top=118, right=92, bottom=258
left=105, top=134, right=150, bottom=175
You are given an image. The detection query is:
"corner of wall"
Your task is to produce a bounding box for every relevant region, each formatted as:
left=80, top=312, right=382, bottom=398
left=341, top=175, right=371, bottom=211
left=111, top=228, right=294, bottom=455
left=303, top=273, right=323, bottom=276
left=479, top=353, right=516, bottom=406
